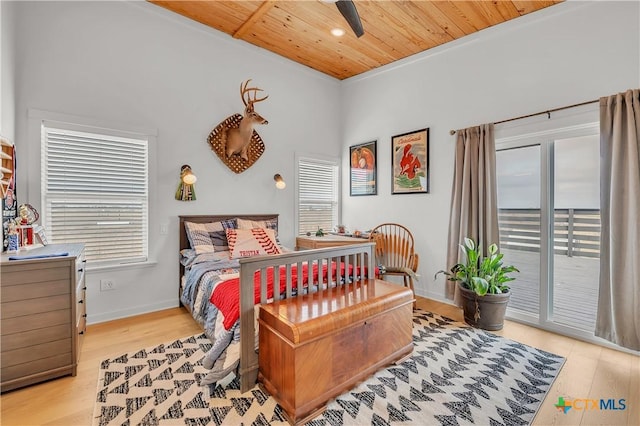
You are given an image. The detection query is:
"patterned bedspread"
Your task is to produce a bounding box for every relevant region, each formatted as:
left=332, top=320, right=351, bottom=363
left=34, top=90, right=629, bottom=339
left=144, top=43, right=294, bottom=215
left=181, top=258, right=245, bottom=385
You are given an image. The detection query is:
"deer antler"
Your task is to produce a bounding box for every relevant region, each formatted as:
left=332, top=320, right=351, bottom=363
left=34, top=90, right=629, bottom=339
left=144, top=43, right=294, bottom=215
left=240, top=79, right=269, bottom=108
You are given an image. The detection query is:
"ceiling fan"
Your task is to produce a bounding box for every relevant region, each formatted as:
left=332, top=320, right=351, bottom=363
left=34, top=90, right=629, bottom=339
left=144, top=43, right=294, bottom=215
left=331, top=0, right=365, bottom=38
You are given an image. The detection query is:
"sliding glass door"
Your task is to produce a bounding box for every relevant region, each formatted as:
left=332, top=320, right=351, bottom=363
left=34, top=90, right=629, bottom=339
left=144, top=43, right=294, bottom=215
left=496, top=145, right=541, bottom=321
left=496, top=122, right=601, bottom=338
left=551, top=135, right=600, bottom=332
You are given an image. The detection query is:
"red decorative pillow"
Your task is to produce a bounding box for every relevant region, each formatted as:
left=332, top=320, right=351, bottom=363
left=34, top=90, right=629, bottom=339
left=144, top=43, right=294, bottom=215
left=226, top=228, right=281, bottom=259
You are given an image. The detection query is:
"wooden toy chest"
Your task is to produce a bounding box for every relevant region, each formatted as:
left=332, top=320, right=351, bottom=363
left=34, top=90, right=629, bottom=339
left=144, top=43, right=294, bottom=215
left=258, top=279, right=414, bottom=424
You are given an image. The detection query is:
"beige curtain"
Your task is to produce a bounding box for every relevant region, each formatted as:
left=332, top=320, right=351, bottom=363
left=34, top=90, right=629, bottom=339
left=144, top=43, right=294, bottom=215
left=597, top=89, right=640, bottom=351
left=445, top=124, right=500, bottom=305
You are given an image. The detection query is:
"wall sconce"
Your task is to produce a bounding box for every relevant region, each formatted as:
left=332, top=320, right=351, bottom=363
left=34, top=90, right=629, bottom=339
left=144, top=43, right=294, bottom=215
left=274, top=173, right=286, bottom=189
left=176, top=164, right=197, bottom=201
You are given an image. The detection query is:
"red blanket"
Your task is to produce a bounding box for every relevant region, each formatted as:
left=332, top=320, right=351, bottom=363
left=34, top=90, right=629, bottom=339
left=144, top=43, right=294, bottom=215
left=210, top=262, right=371, bottom=330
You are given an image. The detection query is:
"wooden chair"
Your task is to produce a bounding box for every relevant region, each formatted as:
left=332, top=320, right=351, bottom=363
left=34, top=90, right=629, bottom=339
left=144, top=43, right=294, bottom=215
left=368, top=223, right=419, bottom=307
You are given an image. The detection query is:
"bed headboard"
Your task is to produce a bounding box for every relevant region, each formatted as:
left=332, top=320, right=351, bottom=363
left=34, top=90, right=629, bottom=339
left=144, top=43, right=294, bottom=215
left=178, top=214, right=279, bottom=292
left=178, top=214, right=279, bottom=251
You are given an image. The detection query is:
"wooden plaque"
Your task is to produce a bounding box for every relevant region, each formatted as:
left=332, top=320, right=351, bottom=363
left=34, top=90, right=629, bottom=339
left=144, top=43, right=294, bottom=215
left=207, top=114, right=265, bottom=174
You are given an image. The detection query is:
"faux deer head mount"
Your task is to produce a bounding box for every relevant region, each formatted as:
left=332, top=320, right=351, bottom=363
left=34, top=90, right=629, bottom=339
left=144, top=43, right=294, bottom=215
left=208, top=79, right=269, bottom=174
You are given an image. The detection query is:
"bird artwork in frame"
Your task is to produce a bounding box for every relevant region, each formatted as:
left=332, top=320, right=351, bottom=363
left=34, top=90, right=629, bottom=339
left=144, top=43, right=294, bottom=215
left=391, top=128, right=429, bottom=194
left=207, top=79, right=269, bottom=174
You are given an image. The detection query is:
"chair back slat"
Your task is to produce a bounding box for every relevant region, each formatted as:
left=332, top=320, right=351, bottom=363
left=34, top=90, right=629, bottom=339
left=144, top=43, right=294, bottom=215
left=369, top=223, right=415, bottom=270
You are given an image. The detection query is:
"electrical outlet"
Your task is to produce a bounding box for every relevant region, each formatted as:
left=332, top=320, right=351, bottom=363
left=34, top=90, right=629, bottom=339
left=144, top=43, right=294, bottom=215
left=160, top=222, right=169, bottom=235
left=100, top=279, right=116, bottom=291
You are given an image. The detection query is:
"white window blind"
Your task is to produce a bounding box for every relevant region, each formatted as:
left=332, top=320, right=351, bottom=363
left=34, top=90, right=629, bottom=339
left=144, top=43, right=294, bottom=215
left=297, top=157, right=339, bottom=235
left=42, top=126, right=149, bottom=265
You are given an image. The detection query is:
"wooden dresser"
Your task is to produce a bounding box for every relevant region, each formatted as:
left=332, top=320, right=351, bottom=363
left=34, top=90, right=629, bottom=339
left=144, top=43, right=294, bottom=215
left=1, top=243, right=86, bottom=392
left=295, top=234, right=368, bottom=250
left=258, top=279, right=414, bottom=424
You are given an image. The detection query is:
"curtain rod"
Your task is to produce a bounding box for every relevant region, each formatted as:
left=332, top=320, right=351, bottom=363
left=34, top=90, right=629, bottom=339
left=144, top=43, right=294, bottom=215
left=449, top=98, right=599, bottom=135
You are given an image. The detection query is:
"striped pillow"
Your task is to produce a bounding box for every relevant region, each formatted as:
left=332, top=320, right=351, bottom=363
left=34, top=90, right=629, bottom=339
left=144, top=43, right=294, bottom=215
left=226, top=228, right=281, bottom=259
left=184, top=220, right=236, bottom=254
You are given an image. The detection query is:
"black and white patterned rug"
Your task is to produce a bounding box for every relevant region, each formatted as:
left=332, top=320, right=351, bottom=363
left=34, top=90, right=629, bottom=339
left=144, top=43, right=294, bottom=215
left=92, top=310, right=565, bottom=425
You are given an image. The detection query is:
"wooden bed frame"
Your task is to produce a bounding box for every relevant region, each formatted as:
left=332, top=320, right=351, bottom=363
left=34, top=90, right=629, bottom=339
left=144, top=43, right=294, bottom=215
left=178, top=214, right=379, bottom=392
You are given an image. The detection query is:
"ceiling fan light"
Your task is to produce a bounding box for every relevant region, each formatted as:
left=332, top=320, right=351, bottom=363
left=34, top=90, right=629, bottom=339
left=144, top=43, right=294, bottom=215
left=331, top=28, right=345, bottom=37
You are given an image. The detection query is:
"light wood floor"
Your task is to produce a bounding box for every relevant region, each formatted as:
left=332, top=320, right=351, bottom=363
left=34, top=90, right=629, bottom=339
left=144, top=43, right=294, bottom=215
left=1, top=297, right=637, bottom=426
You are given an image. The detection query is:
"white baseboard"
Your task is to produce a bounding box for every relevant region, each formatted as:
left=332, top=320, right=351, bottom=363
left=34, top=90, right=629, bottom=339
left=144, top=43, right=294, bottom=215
left=87, top=299, right=179, bottom=325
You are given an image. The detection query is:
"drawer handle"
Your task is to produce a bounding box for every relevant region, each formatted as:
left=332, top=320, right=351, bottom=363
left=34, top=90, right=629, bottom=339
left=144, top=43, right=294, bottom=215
left=83, top=287, right=87, bottom=290
left=79, top=331, right=84, bottom=335
left=78, top=300, right=84, bottom=304
left=78, top=268, right=84, bottom=273
left=83, top=314, right=87, bottom=318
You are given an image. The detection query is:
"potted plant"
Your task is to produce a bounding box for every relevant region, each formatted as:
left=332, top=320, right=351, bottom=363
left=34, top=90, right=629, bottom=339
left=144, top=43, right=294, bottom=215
left=436, top=237, right=519, bottom=331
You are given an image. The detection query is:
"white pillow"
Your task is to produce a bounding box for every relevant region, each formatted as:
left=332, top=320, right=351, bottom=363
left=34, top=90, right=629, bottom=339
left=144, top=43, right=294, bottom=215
left=236, top=217, right=283, bottom=247
left=226, top=228, right=281, bottom=259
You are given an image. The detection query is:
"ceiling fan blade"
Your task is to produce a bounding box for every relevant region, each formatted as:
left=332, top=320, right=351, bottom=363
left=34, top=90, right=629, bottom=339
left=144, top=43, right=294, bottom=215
left=335, top=0, right=364, bottom=38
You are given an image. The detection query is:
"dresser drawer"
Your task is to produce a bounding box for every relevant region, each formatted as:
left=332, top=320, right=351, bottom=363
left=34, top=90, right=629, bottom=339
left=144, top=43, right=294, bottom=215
left=1, top=295, right=72, bottom=319
left=1, top=324, right=72, bottom=352
left=75, top=254, right=86, bottom=286
left=1, top=265, right=71, bottom=286
left=1, top=279, right=70, bottom=303
left=1, top=310, right=71, bottom=334
left=76, top=286, right=86, bottom=325
left=2, top=339, right=72, bottom=369
left=1, top=353, right=73, bottom=384
left=76, top=315, right=87, bottom=361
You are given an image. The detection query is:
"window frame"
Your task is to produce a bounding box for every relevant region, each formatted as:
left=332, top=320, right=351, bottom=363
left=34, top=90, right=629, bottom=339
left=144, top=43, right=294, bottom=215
left=28, top=109, right=157, bottom=270
left=294, top=153, right=341, bottom=236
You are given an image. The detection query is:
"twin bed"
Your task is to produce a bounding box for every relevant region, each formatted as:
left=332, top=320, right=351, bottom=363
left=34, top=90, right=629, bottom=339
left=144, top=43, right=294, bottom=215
left=180, top=214, right=396, bottom=392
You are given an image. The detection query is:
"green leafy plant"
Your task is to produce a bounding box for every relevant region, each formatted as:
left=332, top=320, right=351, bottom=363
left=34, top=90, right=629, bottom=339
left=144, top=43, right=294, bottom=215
left=436, top=237, right=519, bottom=296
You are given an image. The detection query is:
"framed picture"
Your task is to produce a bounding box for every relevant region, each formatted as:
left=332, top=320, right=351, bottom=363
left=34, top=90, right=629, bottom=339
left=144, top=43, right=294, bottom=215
left=391, top=128, right=429, bottom=194
left=349, top=140, right=377, bottom=196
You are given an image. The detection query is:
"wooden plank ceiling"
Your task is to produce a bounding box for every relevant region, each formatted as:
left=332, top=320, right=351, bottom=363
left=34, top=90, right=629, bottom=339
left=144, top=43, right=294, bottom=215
left=149, top=1, right=563, bottom=80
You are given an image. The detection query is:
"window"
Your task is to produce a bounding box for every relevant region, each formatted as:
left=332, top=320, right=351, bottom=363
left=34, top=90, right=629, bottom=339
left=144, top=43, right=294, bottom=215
left=296, top=156, right=339, bottom=235
left=41, top=125, right=149, bottom=265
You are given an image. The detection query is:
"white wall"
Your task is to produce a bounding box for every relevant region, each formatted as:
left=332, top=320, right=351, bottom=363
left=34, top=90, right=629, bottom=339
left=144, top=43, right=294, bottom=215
left=1, top=0, right=16, bottom=140
left=340, top=1, right=640, bottom=301
left=12, top=1, right=341, bottom=323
